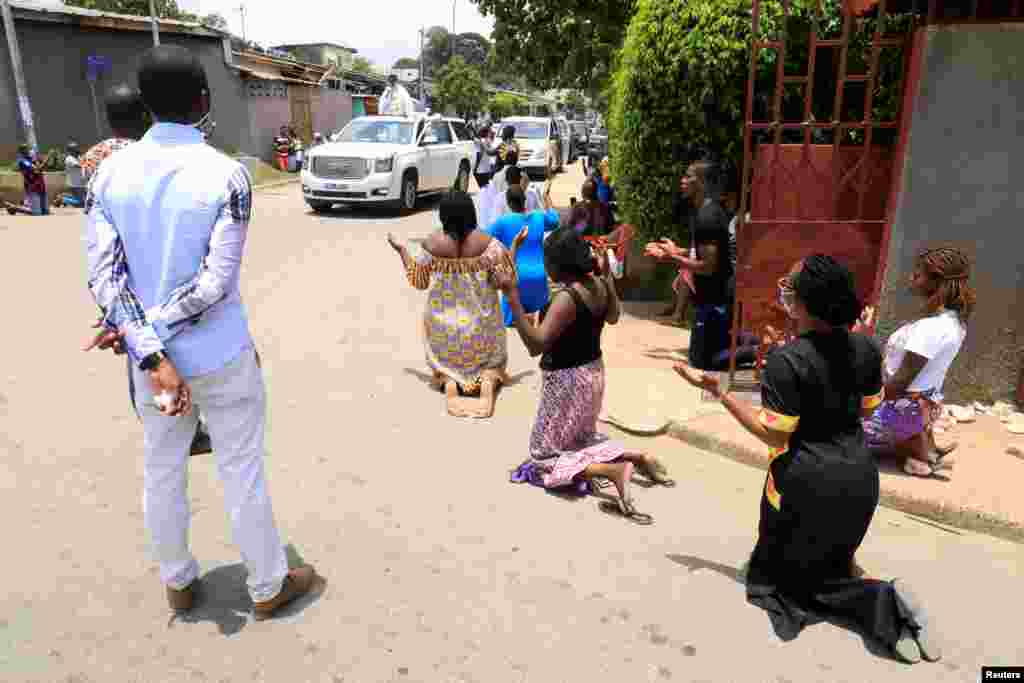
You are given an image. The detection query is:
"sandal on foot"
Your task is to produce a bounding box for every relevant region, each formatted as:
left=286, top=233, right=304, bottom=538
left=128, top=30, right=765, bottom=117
left=903, top=459, right=951, bottom=478
left=613, top=496, right=654, bottom=525
left=894, top=579, right=942, bottom=662
left=892, top=626, right=922, bottom=664
left=640, top=458, right=676, bottom=487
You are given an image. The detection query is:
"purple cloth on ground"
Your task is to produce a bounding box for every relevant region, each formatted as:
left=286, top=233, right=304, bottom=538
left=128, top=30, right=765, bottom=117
left=510, top=461, right=592, bottom=496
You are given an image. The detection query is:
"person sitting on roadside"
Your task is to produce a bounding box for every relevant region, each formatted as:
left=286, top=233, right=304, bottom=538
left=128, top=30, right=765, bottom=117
left=861, top=247, right=973, bottom=478
left=15, top=144, right=49, bottom=216
left=62, top=141, right=86, bottom=208
left=502, top=228, right=674, bottom=524
left=273, top=126, right=290, bottom=172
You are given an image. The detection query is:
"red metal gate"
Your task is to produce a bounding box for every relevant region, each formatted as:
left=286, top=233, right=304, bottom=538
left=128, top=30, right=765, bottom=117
left=729, top=0, right=914, bottom=383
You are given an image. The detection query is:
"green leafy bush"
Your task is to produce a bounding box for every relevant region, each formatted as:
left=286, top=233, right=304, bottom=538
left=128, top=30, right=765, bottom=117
left=609, top=0, right=756, bottom=241
left=609, top=0, right=912, bottom=241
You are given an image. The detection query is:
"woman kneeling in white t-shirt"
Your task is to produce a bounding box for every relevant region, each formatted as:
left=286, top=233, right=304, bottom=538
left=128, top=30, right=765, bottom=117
left=863, top=247, right=976, bottom=477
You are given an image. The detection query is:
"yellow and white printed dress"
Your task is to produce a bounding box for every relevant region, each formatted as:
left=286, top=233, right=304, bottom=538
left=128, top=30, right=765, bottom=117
left=405, top=239, right=514, bottom=394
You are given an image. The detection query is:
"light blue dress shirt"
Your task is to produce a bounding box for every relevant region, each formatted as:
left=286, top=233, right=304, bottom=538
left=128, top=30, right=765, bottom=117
left=85, top=123, right=254, bottom=379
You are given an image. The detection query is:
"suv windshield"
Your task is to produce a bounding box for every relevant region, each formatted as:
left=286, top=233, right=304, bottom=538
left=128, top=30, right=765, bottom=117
left=508, top=122, right=549, bottom=139
left=337, top=119, right=415, bottom=145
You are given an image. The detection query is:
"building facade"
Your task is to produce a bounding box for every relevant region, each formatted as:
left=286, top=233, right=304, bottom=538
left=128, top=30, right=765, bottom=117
left=271, top=42, right=356, bottom=70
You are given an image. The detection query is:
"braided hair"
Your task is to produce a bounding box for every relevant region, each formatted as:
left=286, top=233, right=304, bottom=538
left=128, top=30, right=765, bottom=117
left=918, top=246, right=975, bottom=322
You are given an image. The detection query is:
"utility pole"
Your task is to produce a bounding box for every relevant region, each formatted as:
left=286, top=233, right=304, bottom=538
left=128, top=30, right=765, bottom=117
left=236, top=4, right=247, bottom=44
left=450, top=0, right=456, bottom=63
left=1, top=0, right=38, bottom=152
left=418, top=27, right=425, bottom=101
left=149, top=0, right=160, bottom=45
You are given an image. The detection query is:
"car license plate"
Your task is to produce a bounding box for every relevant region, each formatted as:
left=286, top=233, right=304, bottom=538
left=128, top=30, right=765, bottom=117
left=327, top=183, right=349, bottom=190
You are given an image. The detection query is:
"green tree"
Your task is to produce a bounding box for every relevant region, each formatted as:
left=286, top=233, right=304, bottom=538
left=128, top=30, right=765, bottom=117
left=564, top=90, right=586, bottom=117
left=435, top=57, right=486, bottom=118
left=351, top=56, right=375, bottom=74
left=423, top=26, right=453, bottom=78
left=200, top=11, right=227, bottom=30
left=66, top=0, right=191, bottom=18
left=608, top=0, right=911, bottom=241
left=454, top=32, right=491, bottom=70
left=488, top=92, right=529, bottom=119
left=393, top=57, right=420, bottom=70
left=472, top=0, right=636, bottom=95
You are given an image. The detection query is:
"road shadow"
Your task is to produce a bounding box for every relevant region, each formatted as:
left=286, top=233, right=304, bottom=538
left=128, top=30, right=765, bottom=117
left=641, top=345, right=690, bottom=362
left=664, top=553, right=905, bottom=663
left=309, top=194, right=445, bottom=221
left=167, top=544, right=326, bottom=637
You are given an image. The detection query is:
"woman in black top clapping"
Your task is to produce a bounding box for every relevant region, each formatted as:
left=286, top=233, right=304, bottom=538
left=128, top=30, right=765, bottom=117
left=501, top=228, right=674, bottom=524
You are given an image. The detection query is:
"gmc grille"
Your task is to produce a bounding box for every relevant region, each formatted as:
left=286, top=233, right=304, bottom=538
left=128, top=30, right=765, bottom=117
left=313, top=157, right=369, bottom=180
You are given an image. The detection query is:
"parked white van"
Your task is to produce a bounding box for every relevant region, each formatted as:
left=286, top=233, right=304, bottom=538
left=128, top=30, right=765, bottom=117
left=500, top=116, right=572, bottom=179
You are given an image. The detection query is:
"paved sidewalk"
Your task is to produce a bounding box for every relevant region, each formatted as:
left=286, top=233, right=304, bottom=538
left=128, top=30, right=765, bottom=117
left=598, top=306, right=1024, bottom=543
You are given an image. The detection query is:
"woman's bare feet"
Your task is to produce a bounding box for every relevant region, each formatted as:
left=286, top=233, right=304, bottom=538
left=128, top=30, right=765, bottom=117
left=468, top=378, right=498, bottom=419
left=445, top=381, right=471, bottom=418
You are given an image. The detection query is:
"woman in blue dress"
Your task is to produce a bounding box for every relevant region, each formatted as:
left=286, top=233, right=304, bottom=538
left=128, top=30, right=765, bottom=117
left=486, top=182, right=560, bottom=326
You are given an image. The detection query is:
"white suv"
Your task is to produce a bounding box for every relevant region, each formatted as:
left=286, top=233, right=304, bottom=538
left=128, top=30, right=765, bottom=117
left=500, top=116, right=572, bottom=180
left=302, top=115, right=476, bottom=213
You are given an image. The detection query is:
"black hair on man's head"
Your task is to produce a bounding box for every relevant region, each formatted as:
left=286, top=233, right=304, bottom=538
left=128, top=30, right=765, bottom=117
left=505, top=165, right=523, bottom=186
left=506, top=186, right=526, bottom=212
left=105, top=83, right=149, bottom=138
left=137, top=45, right=208, bottom=123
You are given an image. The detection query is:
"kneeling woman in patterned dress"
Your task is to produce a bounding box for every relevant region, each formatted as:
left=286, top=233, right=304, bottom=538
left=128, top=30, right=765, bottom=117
left=501, top=227, right=674, bottom=524
left=387, top=191, right=514, bottom=419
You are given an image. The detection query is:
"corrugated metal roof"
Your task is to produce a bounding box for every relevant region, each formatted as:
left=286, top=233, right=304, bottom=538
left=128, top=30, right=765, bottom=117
left=9, top=0, right=224, bottom=36
left=235, top=64, right=319, bottom=86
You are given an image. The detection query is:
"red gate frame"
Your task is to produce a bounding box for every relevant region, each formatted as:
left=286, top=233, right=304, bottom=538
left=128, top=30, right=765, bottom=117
left=729, top=0, right=915, bottom=385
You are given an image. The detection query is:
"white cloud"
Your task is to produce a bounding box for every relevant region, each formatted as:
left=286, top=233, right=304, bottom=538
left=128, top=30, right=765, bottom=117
left=179, top=0, right=494, bottom=68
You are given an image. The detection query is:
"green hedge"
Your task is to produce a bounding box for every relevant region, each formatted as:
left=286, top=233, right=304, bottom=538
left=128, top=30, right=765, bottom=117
left=609, top=0, right=755, bottom=241
left=609, top=0, right=912, bottom=242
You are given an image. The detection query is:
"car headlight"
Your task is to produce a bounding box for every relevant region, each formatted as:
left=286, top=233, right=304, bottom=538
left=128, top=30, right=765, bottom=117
left=374, top=157, right=394, bottom=173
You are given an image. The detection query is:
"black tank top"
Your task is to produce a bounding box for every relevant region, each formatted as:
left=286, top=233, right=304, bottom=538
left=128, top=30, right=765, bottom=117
left=540, top=283, right=606, bottom=371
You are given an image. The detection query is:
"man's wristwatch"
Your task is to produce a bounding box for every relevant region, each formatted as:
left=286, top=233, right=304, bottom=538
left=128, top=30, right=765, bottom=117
left=139, top=351, right=166, bottom=372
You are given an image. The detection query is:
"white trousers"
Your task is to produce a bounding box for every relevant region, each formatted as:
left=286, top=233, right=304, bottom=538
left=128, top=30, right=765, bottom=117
left=133, top=347, right=288, bottom=602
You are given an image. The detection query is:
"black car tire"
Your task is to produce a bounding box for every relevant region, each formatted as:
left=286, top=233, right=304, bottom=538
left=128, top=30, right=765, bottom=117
left=399, top=172, right=418, bottom=214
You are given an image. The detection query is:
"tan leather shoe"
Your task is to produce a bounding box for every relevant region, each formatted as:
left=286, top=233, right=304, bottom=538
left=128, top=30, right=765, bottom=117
left=252, top=566, right=317, bottom=621
left=167, top=581, right=196, bottom=612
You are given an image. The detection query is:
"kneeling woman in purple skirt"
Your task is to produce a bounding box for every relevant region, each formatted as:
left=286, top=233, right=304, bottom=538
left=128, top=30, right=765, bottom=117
left=500, top=227, right=674, bottom=524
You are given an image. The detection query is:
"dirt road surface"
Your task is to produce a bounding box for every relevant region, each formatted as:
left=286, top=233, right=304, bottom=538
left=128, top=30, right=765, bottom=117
left=1, top=184, right=1020, bottom=682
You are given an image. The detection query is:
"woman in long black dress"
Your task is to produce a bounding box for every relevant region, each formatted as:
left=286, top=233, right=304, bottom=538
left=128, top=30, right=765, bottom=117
left=674, top=255, right=941, bottom=665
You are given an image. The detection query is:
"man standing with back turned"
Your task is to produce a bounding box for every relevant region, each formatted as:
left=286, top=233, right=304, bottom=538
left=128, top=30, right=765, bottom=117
left=85, top=45, right=316, bottom=618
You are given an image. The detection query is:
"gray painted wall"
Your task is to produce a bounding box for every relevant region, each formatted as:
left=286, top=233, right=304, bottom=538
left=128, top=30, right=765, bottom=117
left=312, top=89, right=352, bottom=138
left=0, top=17, right=251, bottom=159
left=879, top=24, right=1024, bottom=403
left=247, top=87, right=291, bottom=163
